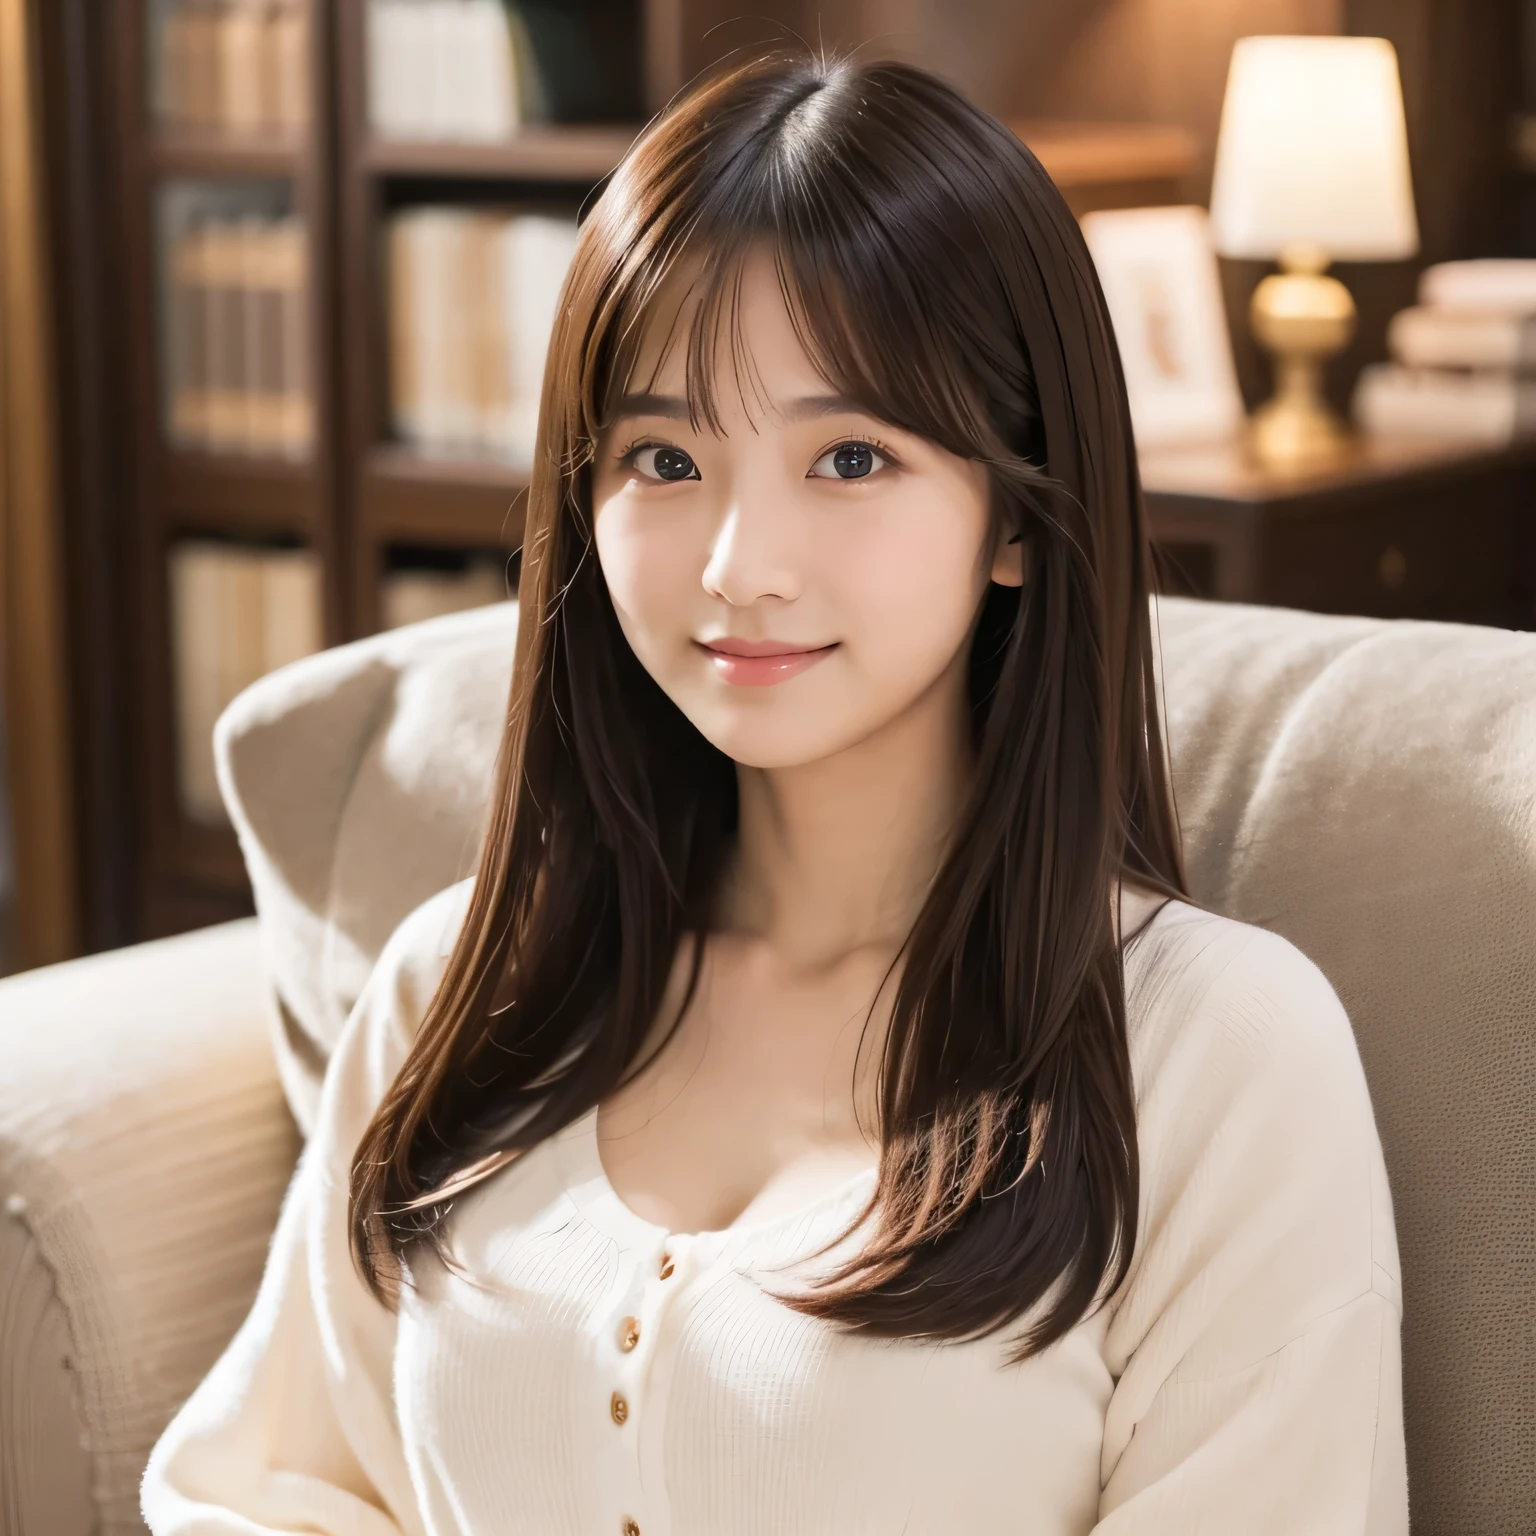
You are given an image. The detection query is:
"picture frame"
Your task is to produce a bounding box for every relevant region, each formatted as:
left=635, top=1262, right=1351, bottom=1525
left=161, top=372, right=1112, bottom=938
left=1079, top=204, right=1245, bottom=449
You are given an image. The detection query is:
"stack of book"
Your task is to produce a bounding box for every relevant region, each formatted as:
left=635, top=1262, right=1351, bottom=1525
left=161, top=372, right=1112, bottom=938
left=387, top=206, right=579, bottom=465
left=167, top=540, right=323, bottom=826
left=381, top=556, right=510, bottom=629
left=163, top=214, right=313, bottom=459
left=1353, top=261, right=1536, bottom=444
left=367, top=0, right=526, bottom=141
left=155, top=0, right=309, bottom=137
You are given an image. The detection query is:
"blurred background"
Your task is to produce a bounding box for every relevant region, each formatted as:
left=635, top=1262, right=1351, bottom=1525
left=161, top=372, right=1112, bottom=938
left=1, top=0, right=1533, bottom=980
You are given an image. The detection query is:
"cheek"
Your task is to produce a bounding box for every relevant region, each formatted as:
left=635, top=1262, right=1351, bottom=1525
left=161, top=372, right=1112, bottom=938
left=593, top=495, right=699, bottom=641
left=828, top=489, right=991, bottom=678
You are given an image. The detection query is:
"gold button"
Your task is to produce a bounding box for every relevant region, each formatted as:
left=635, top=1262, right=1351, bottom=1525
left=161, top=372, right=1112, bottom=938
left=618, top=1316, right=640, bottom=1351
left=658, top=1252, right=674, bottom=1279
left=610, top=1390, right=629, bottom=1425
left=621, top=1520, right=640, bottom=1536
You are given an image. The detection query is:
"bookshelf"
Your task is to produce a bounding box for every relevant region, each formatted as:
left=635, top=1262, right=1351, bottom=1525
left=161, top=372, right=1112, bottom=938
left=109, top=0, right=341, bottom=934
left=101, top=0, right=715, bottom=936
left=93, top=0, right=1210, bottom=946
left=331, top=0, right=662, bottom=634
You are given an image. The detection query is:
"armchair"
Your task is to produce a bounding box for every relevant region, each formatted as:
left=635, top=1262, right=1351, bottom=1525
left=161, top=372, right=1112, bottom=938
left=1, top=596, right=1531, bottom=1535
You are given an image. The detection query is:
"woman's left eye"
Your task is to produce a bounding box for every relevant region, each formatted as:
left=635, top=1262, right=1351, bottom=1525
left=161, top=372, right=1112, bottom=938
left=809, top=440, right=892, bottom=480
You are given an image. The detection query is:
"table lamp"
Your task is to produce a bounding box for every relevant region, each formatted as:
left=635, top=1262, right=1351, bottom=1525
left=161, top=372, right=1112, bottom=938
left=1208, top=36, right=1418, bottom=466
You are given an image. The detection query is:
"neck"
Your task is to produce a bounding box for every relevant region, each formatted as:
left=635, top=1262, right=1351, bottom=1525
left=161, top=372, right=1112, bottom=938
left=721, top=659, right=975, bottom=963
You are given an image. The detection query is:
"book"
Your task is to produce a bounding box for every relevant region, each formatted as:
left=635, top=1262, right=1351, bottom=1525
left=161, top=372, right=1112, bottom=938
left=1417, top=259, right=1536, bottom=313
left=496, top=213, right=579, bottom=461
left=272, top=217, right=313, bottom=457
left=380, top=558, right=509, bottom=629
left=201, top=221, right=248, bottom=453
left=168, top=539, right=323, bottom=825
left=387, top=204, right=577, bottom=464
left=219, top=0, right=268, bottom=136
left=155, top=0, right=308, bottom=137
left=266, top=0, right=309, bottom=135
left=367, top=0, right=521, bottom=142
left=168, top=541, right=228, bottom=824
left=388, top=206, right=481, bottom=451
left=1388, top=306, right=1536, bottom=371
left=1352, top=363, right=1536, bottom=445
left=161, top=212, right=311, bottom=458
left=167, top=226, right=210, bottom=447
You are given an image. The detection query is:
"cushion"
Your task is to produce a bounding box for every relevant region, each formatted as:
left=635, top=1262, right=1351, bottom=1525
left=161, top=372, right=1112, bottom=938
left=214, top=601, right=519, bottom=1136
left=217, top=593, right=1535, bottom=1536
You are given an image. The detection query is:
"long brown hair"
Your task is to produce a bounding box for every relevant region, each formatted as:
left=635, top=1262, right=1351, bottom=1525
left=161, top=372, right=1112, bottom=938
left=351, top=46, right=1188, bottom=1364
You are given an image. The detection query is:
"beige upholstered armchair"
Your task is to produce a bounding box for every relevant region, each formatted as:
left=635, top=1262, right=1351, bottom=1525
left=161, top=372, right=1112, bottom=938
left=1, top=596, right=1531, bottom=1536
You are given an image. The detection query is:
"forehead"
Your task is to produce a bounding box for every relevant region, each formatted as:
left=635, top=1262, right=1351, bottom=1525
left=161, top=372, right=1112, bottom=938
left=620, top=243, right=837, bottom=424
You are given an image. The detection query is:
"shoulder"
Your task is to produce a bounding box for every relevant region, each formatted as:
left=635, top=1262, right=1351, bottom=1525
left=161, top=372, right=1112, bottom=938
left=1105, top=897, right=1406, bottom=1394
left=1114, top=899, right=1397, bottom=1332
left=370, top=876, right=478, bottom=1038
left=1124, top=898, right=1368, bottom=1118
left=320, top=877, right=479, bottom=1129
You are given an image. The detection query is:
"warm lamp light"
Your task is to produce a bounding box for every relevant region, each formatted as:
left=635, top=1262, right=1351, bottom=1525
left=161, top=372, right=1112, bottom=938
left=1209, top=36, right=1419, bottom=465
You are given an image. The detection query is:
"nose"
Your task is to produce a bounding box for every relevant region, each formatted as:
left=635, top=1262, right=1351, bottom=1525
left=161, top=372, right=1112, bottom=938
left=700, top=492, right=802, bottom=607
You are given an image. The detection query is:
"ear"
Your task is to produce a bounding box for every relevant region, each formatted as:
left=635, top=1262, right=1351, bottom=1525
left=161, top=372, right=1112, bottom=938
left=989, top=522, right=1029, bottom=588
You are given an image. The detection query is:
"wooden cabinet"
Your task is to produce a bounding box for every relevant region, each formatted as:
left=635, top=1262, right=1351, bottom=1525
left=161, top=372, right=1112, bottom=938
left=1142, top=435, right=1536, bottom=630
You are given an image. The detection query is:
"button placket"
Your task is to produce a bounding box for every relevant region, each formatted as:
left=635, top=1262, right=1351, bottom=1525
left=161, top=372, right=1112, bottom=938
left=604, top=1234, right=690, bottom=1536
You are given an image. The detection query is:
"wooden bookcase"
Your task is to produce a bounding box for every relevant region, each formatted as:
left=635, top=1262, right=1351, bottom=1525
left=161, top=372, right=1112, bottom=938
left=96, top=0, right=1208, bottom=941
left=102, top=0, right=745, bottom=938
left=109, top=0, right=343, bottom=934
left=82, top=0, right=1247, bottom=946
left=330, top=3, right=652, bottom=635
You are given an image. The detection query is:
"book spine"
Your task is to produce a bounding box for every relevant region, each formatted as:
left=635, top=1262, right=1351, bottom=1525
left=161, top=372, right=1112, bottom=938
left=167, top=225, right=209, bottom=449
left=237, top=216, right=264, bottom=452
left=503, top=214, right=579, bottom=463
left=220, top=0, right=267, bottom=136
left=202, top=222, right=246, bottom=453
left=1388, top=308, right=1528, bottom=371
left=157, top=2, right=190, bottom=128
left=1353, top=363, right=1526, bottom=444
left=168, top=540, right=230, bottom=825
left=426, top=2, right=457, bottom=140
left=461, top=0, right=519, bottom=140
left=246, top=220, right=281, bottom=454
left=388, top=210, right=424, bottom=443
left=273, top=218, right=312, bottom=458
left=183, top=1, right=221, bottom=133
left=268, top=0, right=309, bottom=136
left=366, top=0, right=397, bottom=137
left=380, top=558, right=508, bottom=630
left=480, top=212, right=515, bottom=457
left=229, top=544, right=267, bottom=716
left=260, top=546, right=324, bottom=670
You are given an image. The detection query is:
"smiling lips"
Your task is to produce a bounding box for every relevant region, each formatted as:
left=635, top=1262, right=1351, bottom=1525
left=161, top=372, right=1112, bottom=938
left=696, top=636, right=838, bottom=686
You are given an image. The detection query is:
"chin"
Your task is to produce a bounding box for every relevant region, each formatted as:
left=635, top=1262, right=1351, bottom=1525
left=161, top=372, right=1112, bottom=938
left=678, top=696, right=880, bottom=771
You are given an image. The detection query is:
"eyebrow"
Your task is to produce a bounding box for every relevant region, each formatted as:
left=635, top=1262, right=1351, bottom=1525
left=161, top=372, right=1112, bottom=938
left=609, top=392, right=870, bottom=425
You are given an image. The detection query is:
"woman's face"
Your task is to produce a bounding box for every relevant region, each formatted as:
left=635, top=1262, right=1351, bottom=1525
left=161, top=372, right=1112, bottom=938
left=590, top=247, right=1021, bottom=771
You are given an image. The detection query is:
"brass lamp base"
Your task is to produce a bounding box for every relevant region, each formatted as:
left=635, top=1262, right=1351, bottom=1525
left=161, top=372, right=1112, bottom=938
left=1246, top=241, right=1357, bottom=469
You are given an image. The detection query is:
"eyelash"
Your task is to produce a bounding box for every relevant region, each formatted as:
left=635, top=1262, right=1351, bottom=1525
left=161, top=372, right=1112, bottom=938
left=614, top=433, right=903, bottom=477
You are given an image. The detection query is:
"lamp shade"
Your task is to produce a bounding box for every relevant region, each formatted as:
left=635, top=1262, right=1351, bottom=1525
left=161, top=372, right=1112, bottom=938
left=1208, top=36, right=1418, bottom=262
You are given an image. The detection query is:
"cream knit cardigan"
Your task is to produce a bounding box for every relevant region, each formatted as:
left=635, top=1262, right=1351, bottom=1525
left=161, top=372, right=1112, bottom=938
left=141, top=877, right=1407, bottom=1535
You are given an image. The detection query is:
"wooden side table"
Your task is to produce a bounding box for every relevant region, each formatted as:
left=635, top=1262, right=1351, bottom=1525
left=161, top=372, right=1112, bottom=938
left=1139, top=434, right=1536, bottom=629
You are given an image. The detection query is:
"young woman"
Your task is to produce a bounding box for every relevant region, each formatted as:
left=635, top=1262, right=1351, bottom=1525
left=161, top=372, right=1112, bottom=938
left=142, top=48, right=1405, bottom=1536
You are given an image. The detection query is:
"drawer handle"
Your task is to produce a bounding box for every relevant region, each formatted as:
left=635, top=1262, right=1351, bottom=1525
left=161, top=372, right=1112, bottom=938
left=1378, top=545, right=1408, bottom=589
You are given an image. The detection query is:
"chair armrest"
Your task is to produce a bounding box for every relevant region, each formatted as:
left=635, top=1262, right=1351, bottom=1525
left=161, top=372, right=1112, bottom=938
left=0, top=919, right=302, bottom=1536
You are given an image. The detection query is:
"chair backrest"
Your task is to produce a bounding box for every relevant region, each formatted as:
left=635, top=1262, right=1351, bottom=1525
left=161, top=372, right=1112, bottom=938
left=217, top=593, right=1536, bottom=1536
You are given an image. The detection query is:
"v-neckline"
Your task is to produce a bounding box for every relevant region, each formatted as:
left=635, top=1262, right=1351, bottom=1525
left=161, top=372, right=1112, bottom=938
left=552, top=894, right=1184, bottom=1256
left=555, top=1103, right=880, bottom=1255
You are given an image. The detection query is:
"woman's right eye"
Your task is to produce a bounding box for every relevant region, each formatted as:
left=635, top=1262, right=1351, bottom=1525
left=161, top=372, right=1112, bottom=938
left=632, top=445, right=700, bottom=483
